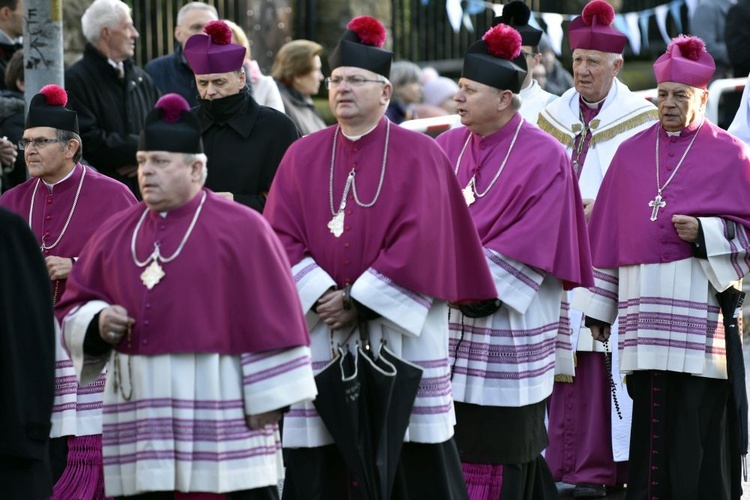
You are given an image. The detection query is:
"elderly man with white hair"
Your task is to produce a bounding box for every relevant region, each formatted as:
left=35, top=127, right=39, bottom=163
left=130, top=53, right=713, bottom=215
left=65, top=0, right=159, bottom=196
left=538, top=1, right=658, bottom=496
left=578, top=35, right=750, bottom=499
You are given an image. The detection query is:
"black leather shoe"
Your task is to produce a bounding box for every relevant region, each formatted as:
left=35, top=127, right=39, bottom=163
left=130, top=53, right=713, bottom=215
left=572, top=483, right=606, bottom=498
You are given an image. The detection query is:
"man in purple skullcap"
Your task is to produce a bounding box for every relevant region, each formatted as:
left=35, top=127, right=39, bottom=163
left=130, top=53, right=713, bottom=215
left=58, top=93, right=317, bottom=497
left=578, top=35, right=750, bottom=498
left=0, top=84, right=136, bottom=500
left=435, top=21, right=593, bottom=500
left=539, top=2, right=659, bottom=496
left=183, top=19, right=299, bottom=212
left=265, top=14, right=497, bottom=500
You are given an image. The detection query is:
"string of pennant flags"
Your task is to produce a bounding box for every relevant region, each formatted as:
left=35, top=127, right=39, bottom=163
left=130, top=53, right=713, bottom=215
left=443, top=0, right=699, bottom=56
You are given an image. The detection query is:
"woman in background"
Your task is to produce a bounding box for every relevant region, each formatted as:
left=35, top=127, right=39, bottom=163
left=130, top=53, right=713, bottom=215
left=271, top=39, right=326, bottom=136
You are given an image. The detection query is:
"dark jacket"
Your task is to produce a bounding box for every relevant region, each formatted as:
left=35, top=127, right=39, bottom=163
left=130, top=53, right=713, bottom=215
left=277, top=82, right=326, bottom=136
left=144, top=45, right=201, bottom=108
left=195, top=90, right=300, bottom=212
left=65, top=44, right=160, bottom=192
left=726, top=0, right=750, bottom=77
left=0, top=41, right=20, bottom=91
left=0, top=89, right=24, bottom=192
left=0, top=208, right=55, bottom=499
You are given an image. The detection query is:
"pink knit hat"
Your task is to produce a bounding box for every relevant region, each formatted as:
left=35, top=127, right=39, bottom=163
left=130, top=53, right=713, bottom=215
left=184, top=20, right=246, bottom=75
left=568, top=0, right=627, bottom=54
left=653, top=35, right=715, bottom=89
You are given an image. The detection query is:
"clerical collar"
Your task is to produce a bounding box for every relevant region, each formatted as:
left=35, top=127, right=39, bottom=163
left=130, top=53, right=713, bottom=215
left=664, top=116, right=704, bottom=137
left=342, top=120, right=380, bottom=141
left=43, top=166, right=76, bottom=191
left=581, top=95, right=606, bottom=109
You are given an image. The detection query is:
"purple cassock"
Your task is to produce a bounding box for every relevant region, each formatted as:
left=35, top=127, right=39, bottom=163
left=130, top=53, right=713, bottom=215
left=264, top=117, right=497, bottom=302
left=436, top=113, right=594, bottom=290
left=0, top=163, right=136, bottom=299
left=589, top=119, right=750, bottom=268
left=1, top=162, right=135, bottom=499
left=58, top=189, right=311, bottom=355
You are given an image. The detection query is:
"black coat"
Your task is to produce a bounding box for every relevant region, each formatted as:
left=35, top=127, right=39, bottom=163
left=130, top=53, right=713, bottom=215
left=195, top=91, right=300, bottom=212
left=726, top=0, right=750, bottom=77
left=0, top=90, right=25, bottom=192
left=0, top=41, right=20, bottom=91
left=0, top=208, right=55, bottom=499
left=65, top=44, right=160, bottom=193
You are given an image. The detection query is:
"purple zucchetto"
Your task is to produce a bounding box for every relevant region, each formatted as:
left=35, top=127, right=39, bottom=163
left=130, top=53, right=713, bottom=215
left=183, top=20, right=246, bottom=75
left=653, top=35, right=715, bottom=89
left=138, top=94, right=203, bottom=154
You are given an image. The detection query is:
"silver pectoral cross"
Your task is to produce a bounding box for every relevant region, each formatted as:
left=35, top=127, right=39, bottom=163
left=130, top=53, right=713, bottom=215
left=649, top=192, right=666, bottom=221
left=462, top=178, right=476, bottom=206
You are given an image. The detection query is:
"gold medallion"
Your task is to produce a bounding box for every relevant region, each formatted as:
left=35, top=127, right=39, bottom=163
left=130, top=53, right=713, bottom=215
left=141, top=260, right=165, bottom=289
left=328, top=211, right=345, bottom=238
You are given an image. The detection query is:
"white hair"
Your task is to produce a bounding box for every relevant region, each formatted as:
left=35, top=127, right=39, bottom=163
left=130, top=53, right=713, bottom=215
left=607, top=52, right=623, bottom=66
left=176, top=2, right=218, bottom=26
left=81, top=0, right=131, bottom=44
left=183, top=153, right=209, bottom=183
left=510, top=93, right=522, bottom=111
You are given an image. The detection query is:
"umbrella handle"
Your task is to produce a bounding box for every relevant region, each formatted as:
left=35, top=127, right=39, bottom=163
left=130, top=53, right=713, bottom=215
left=358, top=318, right=372, bottom=353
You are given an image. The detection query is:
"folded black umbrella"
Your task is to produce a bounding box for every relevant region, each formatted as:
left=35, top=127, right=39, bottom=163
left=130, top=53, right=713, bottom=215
left=716, top=286, right=747, bottom=485
left=313, top=329, right=423, bottom=500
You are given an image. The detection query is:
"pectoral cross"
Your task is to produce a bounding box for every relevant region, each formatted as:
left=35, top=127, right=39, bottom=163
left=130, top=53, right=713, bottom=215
left=462, top=178, right=476, bottom=206
left=649, top=192, right=666, bottom=221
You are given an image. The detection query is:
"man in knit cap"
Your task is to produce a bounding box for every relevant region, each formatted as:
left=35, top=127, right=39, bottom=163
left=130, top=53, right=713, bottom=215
left=58, top=93, right=317, bottom=497
left=435, top=22, right=593, bottom=500
left=539, top=1, right=658, bottom=496
left=493, top=0, right=557, bottom=125
left=0, top=84, right=136, bottom=499
left=183, top=19, right=299, bottom=212
left=264, top=15, right=497, bottom=500
left=578, top=35, right=750, bottom=500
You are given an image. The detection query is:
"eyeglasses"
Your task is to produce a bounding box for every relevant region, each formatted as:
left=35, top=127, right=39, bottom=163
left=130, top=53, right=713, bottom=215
left=521, top=50, right=539, bottom=58
left=18, top=138, right=65, bottom=150
left=325, top=76, right=385, bottom=89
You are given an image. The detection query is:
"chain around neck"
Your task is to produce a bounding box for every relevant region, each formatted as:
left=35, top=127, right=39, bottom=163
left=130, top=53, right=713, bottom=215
left=454, top=118, right=524, bottom=199
left=655, top=119, right=704, bottom=195
left=329, top=120, right=390, bottom=215
left=131, top=191, right=207, bottom=267
left=29, top=165, right=87, bottom=251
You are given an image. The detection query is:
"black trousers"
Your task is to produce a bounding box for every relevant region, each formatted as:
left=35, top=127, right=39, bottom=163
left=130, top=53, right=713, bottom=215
left=283, top=440, right=469, bottom=500
left=626, top=370, right=734, bottom=500
left=118, top=487, right=278, bottom=499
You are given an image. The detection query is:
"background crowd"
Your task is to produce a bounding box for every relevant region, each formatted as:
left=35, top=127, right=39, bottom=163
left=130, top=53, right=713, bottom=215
left=2, top=0, right=750, bottom=499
